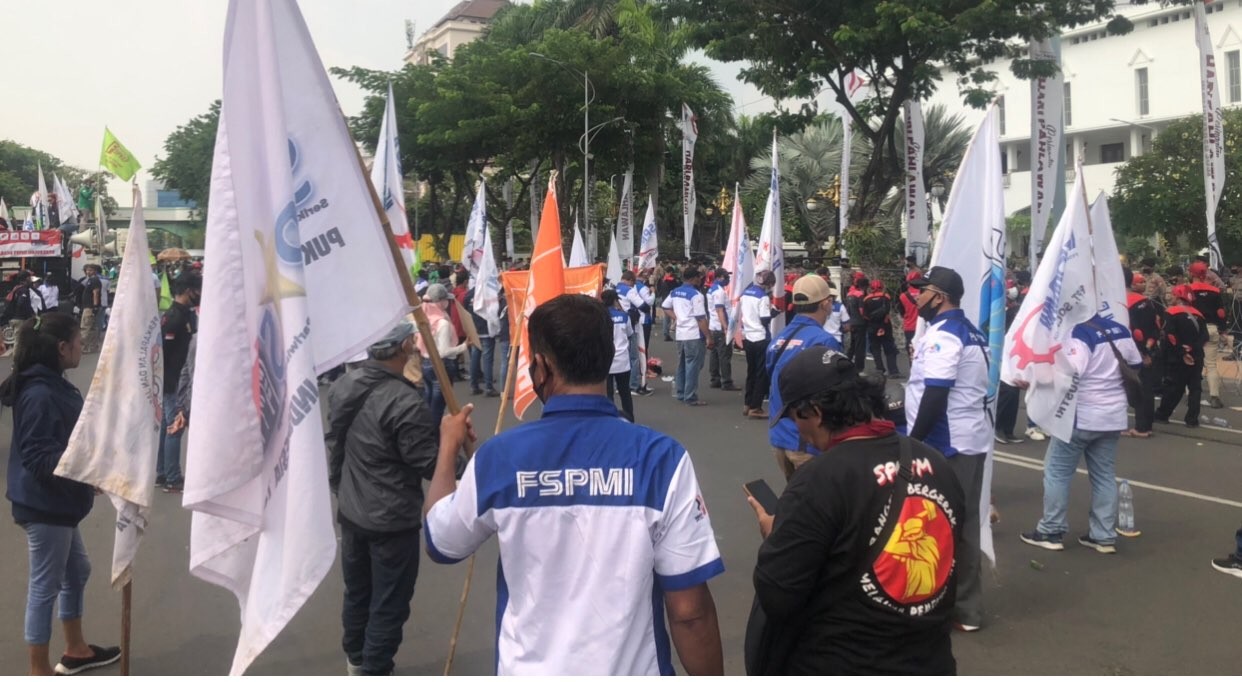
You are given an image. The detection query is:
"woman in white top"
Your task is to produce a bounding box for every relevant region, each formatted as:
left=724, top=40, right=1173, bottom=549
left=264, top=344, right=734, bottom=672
left=601, top=289, right=634, bottom=422
left=416, top=284, right=468, bottom=424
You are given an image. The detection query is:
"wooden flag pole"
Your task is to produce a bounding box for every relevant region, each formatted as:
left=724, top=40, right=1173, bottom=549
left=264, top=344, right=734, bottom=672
left=443, top=332, right=524, bottom=675
left=120, top=581, right=131, bottom=675
left=345, top=116, right=471, bottom=452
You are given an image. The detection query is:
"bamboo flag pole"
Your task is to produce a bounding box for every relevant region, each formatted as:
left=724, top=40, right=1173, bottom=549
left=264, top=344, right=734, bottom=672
left=345, top=114, right=471, bottom=444
left=120, top=582, right=131, bottom=675
left=442, top=332, right=523, bottom=675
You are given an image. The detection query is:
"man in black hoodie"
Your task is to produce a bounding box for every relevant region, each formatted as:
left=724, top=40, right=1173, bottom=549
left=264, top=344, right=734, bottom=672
left=325, top=321, right=462, bottom=675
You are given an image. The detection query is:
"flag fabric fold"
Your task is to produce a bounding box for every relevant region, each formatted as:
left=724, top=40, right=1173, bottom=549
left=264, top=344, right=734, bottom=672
left=1029, top=37, right=1064, bottom=270
left=54, top=188, right=162, bottom=590
left=927, top=103, right=1007, bottom=564
left=371, top=82, right=415, bottom=272
left=637, top=196, right=658, bottom=271
left=512, top=178, right=567, bottom=419
left=472, top=223, right=502, bottom=336
left=722, top=185, right=754, bottom=346
left=184, top=0, right=410, bottom=673
left=616, top=169, right=634, bottom=263
left=681, top=103, right=697, bottom=258
left=902, top=100, right=930, bottom=266
left=606, top=227, right=622, bottom=284
left=754, top=131, right=785, bottom=337
left=100, top=127, right=142, bottom=181
left=462, top=181, right=486, bottom=279
left=1196, top=2, right=1226, bottom=269
left=569, top=218, right=589, bottom=267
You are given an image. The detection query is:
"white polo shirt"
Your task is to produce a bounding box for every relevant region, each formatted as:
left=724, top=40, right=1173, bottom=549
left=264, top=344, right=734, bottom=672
left=608, top=307, right=632, bottom=374
left=661, top=284, right=707, bottom=341
left=739, top=284, right=770, bottom=343
left=905, top=309, right=992, bottom=456
left=1066, top=315, right=1143, bottom=432
left=424, top=395, right=724, bottom=675
left=636, top=282, right=655, bottom=325
left=707, top=282, right=728, bottom=332
left=823, top=300, right=849, bottom=344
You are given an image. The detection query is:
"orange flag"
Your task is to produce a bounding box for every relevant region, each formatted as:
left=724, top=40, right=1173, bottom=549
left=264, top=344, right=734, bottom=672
left=513, top=177, right=567, bottom=419
left=501, top=264, right=605, bottom=341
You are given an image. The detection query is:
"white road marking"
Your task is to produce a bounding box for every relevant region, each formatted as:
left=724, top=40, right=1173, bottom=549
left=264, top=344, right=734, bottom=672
left=993, top=450, right=1242, bottom=510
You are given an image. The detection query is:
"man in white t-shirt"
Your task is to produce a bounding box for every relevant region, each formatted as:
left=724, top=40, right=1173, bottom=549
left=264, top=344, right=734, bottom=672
left=423, top=294, right=724, bottom=675
left=904, top=266, right=990, bottom=632
left=617, top=271, right=647, bottom=393
left=740, top=271, right=775, bottom=418
left=1019, top=314, right=1141, bottom=555
left=706, top=268, right=738, bottom=392
left=662, top=266, right=714, bottom=406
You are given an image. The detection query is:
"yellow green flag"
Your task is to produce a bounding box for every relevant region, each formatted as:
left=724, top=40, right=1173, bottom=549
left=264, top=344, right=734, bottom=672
left=100, top=127, right=141, bottom=181
left=159, top=272, right=172, bottom=311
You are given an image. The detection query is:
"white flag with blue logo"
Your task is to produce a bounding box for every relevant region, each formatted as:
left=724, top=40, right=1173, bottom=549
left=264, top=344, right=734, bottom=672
left=723, top=185, right=754, bottom=345
left=184, top=0, right=409, bottom=672
left=1001, top=161, right=1097, bottom=444
left=926, top=103, right=1007, bottom=564
left=638, top=196, right=659, bottom=271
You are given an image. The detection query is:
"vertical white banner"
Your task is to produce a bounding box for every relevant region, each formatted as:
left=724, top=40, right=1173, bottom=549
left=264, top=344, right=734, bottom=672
left=372, top=82, right=415, bottom=272
left=638, top=196, right=659, bottom=271
left=754, top=131, right=785, bottom=337
left=1196, top=1, right=1226, bottom=269
left=463, top=180, right=486, bottom=279
left=55, top=188, right=162, bottom=589
left=606, top=228, right=622, bottom=283
left=839, top=115, right=851, bottom=255
left=616, top=169, right=634, bottom=263
left=903, top=100, right=930, bottom=266
left=1029, top=37, right=1064, bottom=270
left=681, top=103, right=697, bottom=258
left=503, top=177, right=515, bottom=261
left=568, top=218, right=589, bottom=267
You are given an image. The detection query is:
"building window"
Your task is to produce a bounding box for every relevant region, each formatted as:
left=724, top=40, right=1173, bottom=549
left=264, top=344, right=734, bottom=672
left=1230, top=51, right=1241, bottom=103
left=997, top=96, right=1006, bottom=135
left=1136, top=68, right=1150, bottom=116
left=1100, top=143, right=1126, bottom=164
left=1064, top=82, right=1073, bottom=127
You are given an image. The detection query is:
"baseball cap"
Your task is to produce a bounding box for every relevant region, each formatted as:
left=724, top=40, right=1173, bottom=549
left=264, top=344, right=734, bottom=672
left=791, top=274, right=834, bottom=305
left=368, top=321, right=415, bottom=352
left=1131, top=272, right=1146, bottom=287
left=908, top=266, right=965, bottom=304
left=1189, top=261, right=1209, bottom=277
left=771, top=347, right=860, bottom=425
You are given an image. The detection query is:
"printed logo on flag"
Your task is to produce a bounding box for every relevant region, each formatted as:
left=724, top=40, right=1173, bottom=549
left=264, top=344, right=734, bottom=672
left=143, top=319, right=165, bottom=427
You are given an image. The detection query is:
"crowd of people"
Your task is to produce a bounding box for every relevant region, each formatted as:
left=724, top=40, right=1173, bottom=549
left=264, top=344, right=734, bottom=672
left=7, top=240, right=1242, bottom=676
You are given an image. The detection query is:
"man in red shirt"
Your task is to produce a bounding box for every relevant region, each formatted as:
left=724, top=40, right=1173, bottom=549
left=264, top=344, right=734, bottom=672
left=899, top=271, right=920, bottom=358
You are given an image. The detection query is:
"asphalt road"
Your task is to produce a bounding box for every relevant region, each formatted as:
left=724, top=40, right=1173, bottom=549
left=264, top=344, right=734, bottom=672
left=2, top=337, right=1240, bottom=675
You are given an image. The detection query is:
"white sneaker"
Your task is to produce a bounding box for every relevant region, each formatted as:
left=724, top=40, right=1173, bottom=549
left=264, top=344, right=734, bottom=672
left=346, top=658, right=363, bottom=676
left=1025, top=426, right=1047, bottom=442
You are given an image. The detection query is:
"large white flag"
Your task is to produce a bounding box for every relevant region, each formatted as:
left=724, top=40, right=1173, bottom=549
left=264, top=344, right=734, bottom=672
left=638, top=196, right=659, bottom=271
left=569, top=218, right=589, bottom=267
left=616, top=169, right=634, bottom=263
left=754, top=131, right=785, bottom=337
left=1089, top=192, right=1129, bottom=330
left=902, top=100, right=930, bottom=266
left=184, top=0, right=409, bottom=673
left=606, top=227, right=622, bottom=284
left=1196, top=2, right=1226, bottom=269
left=371, top=82, right=415, bottom=272
left=927, top=104, right=1007, bottom=564
left=53, top=174, right=77, bottom=224
left=681, top=103, right=697, bottom=258
left=472, top=223, right=501, bottom=336
left=1001, top=162, right=1097, bottom=446
left=1029, top=38, right=1063, bottom=270
left=722, top=184, right=755, bottom=345
left=463, top=180, right=487, bottom=279
left=55, top=188, right=162, bottom=589
left=35, top=162, right=49, bottom=230
left=839, top=115, right=852, bottom=252
left=0, top=197, right=11, bottom=227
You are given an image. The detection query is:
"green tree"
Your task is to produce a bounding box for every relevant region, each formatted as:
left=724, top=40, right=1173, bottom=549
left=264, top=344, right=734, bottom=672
left=1112, top=109, right=1242, bottom=262
left=0, top=140, right=117, bottom=218
left=662, top=0, right=1147, bottom=227
left=151, top=100, right=220, bottom=220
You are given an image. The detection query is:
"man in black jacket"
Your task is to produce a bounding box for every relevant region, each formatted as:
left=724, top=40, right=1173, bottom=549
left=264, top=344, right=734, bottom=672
left=325, top=321, right=443, bottom=676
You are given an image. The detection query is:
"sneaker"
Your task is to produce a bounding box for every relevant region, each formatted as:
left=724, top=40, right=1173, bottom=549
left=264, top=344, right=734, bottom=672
left=54, top=645, right=122, bottom=675
left=1078, top=535, right=1117, bottom=554
left=486, top=389, right=500, bottom=397
left=1024, top=426, right=1047, bottom=442
left=721, top=384, right=741, bottom=391
left=709, top=382, right=722, bottom=389
left=994, top=432, right=1024, bottom=445
left=952, top=622, right=981, bottom=633
left=346, top=657, right=363, bottom=676
left=1209, top=396, right=1225, bottom=409
left=162, top=482, right=184, bottom=494
left=1154, top=414, right=1170, bottom=424
left=1020, top=530, right=1064, bottom=551
left=887, top=372, right=905, bottom=379
left=470, top=388, right=483, bottom=396
left=635, top=387, right=654, bottom=396
left=1210, top=555, right=1242, bottom=578
left=154, top=476, right=166, bottom=488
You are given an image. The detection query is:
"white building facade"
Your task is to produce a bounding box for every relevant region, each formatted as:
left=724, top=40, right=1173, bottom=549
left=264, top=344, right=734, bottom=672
left=926, top=0, right=1240, bottom=253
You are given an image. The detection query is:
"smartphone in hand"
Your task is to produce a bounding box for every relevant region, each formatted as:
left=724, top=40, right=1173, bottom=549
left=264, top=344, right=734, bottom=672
left=743, top=479, right=780, bottom=516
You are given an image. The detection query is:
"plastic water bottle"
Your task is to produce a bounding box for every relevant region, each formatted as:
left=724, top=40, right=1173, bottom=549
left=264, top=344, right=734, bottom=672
left=1209, top=417, right=1230, bottom=428
left=1117, top=480, right=1136, bottom=534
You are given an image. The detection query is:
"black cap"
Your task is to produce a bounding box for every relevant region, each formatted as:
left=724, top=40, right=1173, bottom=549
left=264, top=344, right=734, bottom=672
left=908, top=266, right=964, bottom=304
left=772, top=347, right=860, bottom=426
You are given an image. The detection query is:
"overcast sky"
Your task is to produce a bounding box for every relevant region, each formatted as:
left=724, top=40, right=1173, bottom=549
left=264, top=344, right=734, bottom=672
left=2, top=0, right=788, bottom=206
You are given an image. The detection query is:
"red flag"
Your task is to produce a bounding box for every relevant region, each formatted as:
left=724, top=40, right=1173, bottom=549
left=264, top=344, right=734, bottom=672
left=513, top=177, right=567, bottom=418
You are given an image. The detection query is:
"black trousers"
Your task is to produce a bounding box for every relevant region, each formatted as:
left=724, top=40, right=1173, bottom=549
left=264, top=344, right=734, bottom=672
left=340, top=524, right=421, bottom=676
left=847, top=326, right=868, bottom=369
left=1157, top=362, right=1203, bottom=425
left=869, top=329, right=899, bottom=374
left=1134, top=360, right=1161, bottom=432
left=743, top=339, right=769, bottom=411
left=607, top=370, right=634, bottom=421
left=996, top=381, right=1021, bottom=437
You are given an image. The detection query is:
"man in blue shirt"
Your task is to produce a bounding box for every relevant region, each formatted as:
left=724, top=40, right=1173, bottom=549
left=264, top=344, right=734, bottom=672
left=766, top=275, right=843, bottom=480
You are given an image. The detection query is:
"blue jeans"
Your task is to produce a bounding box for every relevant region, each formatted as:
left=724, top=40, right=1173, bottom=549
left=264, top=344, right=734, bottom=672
left=23, top=523, right=90, bottom=645
left=1037, top=428, right=1120, bottom=543
left=157, top=393, right=183, bottom=484
left=470, top=337, right=496, bottom=392
left=675, top=338, right=706, bottom=403
left=627, top=330, right=641, bottom=390
left=497, top=339, right=511, bottom=393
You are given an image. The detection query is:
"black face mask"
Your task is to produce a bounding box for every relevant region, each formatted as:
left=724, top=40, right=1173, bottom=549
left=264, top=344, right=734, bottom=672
left=528, top=357, right=552, bottom=405
left=917, top=292, right=941, bottom=322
